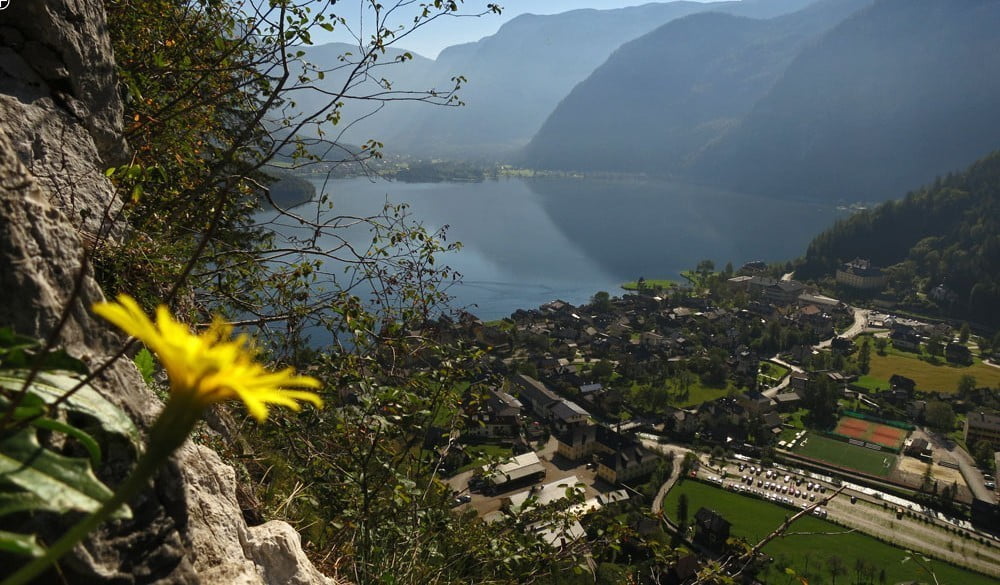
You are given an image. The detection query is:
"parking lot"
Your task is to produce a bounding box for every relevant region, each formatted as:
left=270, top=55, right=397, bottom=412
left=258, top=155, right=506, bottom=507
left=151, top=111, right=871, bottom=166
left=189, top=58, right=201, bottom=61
left=696, top=461, right=833, bottom=518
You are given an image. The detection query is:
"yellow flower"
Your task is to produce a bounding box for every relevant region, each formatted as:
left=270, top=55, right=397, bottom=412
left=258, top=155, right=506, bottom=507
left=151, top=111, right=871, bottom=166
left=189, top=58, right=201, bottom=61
left=93, top=294, right=322, bottom=421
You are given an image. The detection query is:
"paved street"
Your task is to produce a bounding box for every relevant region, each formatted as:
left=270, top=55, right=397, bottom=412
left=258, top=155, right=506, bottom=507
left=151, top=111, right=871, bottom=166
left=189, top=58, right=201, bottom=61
left=640, top=440, right=696, bottom=513
left=923, top=429, right=997, bottom=504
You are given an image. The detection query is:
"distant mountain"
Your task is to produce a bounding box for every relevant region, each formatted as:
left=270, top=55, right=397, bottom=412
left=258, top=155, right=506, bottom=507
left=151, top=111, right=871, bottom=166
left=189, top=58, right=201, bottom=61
left=799, top=151, right=1000, bottom=326
left=292, top=0, right=818, bottom=158
left=690, top=0, right=1000, bottom=202
left=523, top=0, right=870, bottom=173
left=275, top=42, right=436, bottom=152
left=525, top=0, right=1000, bottom=204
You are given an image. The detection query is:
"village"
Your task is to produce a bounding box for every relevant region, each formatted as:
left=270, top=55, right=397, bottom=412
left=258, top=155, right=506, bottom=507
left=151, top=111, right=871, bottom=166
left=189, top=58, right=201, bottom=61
left=426, top=261, right=1000, bottom=582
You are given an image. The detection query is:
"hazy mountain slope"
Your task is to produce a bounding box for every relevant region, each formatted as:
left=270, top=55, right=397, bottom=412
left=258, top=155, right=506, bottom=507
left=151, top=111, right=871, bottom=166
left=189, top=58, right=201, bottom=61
left=277, top=42, right=437, bottom=149
left=380, top=0, right=819, bottom=158
left=690, top=0, right=1000, bottom=202
left=523, top=0, right=869, bottom=173
left=798, top=150, right=1000, bottom=325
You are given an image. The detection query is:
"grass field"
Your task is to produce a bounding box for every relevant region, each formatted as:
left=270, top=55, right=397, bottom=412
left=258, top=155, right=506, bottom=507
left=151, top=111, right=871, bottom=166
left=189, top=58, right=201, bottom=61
left=456, top=444, right=514, bottom=473
left=676, top=382, right=734, bottom=408
left=863, top=341, right=1000, bottom=393
left=663, top=481, right=995, bottom=585
left=758, top=361, right=789, bottom=387
left=793, top=432, right=895, bottom=477
left=628, top=380, right=734, bottom=409
left=621, top=278, right=675, bottom=291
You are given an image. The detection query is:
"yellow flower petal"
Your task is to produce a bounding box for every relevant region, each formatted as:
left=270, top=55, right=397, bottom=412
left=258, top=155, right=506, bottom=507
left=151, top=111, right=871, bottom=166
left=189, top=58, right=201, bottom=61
left=92, top=295, right=322, bottom=422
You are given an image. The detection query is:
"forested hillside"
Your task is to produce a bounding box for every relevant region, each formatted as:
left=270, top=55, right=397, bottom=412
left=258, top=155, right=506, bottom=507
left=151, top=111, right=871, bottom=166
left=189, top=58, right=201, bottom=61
left=799, top=151, right=1000, bottom=325
left=690, top=0, right=1000, bottom=202
left=524, top=0, right=869, bottom=173
left=525, top=0, right=1000, bottom=205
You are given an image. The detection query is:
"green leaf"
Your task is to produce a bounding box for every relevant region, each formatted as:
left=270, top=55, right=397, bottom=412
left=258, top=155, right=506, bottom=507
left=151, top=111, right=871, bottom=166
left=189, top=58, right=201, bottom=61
left=0, top=427, right=130, bottom=519
left=0, top=327, right=87, bottom=374
left=0, top=529, right=44, bottom=558
left=0, top=489, right=56, bottom=516
left=30, top=416, right=102, bottom=467
left=133, top=348, right=156, bottom=385
left=0, top=372, right=141, bottom=450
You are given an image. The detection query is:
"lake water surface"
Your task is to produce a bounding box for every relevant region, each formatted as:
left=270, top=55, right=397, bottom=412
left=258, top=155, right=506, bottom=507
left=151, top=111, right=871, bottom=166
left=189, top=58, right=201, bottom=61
left=263, top=176, right=845, bottom=320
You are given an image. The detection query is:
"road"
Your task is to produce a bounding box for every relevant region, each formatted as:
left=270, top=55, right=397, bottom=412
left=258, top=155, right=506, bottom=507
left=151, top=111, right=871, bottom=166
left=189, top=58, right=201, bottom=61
left=762, top=356, right=804, bottom=398
left=840, top=307, right=870, bottom=340
left=689, top=459, right=1000, bottom=578
left=641, top=440, right=696, bottom=514
left=924, top=429, right=997, bottom=504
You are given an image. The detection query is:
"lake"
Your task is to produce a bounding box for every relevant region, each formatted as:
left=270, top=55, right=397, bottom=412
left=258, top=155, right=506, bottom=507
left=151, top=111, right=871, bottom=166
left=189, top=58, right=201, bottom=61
left=258, top=176, right=845, bottom=320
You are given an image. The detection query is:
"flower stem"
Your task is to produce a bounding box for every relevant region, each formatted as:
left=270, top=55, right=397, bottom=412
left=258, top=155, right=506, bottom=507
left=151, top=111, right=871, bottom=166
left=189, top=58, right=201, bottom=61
left=2, top=397, right=201, bottom=585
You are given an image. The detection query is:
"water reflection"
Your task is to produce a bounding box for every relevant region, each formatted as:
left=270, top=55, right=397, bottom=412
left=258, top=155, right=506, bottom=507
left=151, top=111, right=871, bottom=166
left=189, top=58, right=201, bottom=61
left=262, top=176, right=843, bottom=319
left=525, top=176, right=842, bottom=280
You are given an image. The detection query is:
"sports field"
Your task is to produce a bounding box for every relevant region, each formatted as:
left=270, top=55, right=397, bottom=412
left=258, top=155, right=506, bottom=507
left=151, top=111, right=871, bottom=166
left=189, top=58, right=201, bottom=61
left=832, top=416, right=908, bottom=451
left=794, top=433, right=895, bottom=477
left=663, top=481, right=996, bottom=585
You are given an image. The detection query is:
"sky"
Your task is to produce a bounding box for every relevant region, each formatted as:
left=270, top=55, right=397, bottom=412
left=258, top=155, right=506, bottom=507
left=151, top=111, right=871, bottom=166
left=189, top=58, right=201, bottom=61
left=314, top=1, right=726, bottom=59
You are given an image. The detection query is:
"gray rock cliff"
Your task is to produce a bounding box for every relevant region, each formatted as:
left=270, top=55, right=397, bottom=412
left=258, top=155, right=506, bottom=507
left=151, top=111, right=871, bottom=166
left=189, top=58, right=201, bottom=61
left=0, top=1, right=336, bottom=583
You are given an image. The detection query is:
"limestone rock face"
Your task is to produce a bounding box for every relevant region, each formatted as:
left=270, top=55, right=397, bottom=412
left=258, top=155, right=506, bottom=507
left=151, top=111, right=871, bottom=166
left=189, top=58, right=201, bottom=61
left=0, top=2, right=336, bottom=583
left=0, top=0, right=127, bottom=237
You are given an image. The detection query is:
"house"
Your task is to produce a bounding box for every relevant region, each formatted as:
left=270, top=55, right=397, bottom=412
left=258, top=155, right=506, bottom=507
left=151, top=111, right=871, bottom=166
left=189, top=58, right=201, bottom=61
left=555, top=424, right=660, bottom=484
left=906, top=399, right=927, bottom=421
left=797, top=292, right=842, bottom=310
left=466, top=388, right=523, bottom=439
left=836, top=258, right=887, bottom=290
left=890, top=327, right=920, bottom=352
left=512, top=374, right=559, bottom=418
left=664, top=554, right=700, bottom=585
left=945, top=342, right=972, bottom=365
left=929, top=284, right=959, bottom=304
left=738, top=391, right=774, bottom=414
left=789, top=372, right=809, bottom=392
left=597, top=444, right=660, bottom=484
left=550, top=400, right=590, bottom=432
left=830, top=337, right=854, bottom=353
left=904, top=437, right=931, bottom=459
left=540, top=299, right=574, bottom=316
left=965, top=412, right=1000, bottom=450
left=732, top=345, right=758, bottom=376
left=762, top=411, right=783, bottom=430
left=727, top=275, right=753, bottom=290
left=773, top=391, right=802, bottom=412
left=889, top=374, right=917, bottom=394
left=481, top=452, right=547, bottom=495
left=667, top=408, right=699, bottom=437
left=556, top=424, right=599, bottom=461
left=693, top=507, right=731, bottom=550
left=766, top=281, right=807, bottom=305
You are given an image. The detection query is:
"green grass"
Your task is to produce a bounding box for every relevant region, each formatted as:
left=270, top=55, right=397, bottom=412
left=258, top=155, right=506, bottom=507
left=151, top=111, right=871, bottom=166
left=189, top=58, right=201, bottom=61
left=627, top=378, right=734, bottom=410
left=676, top=384, right=733, bottom=408
left=758, top=361, right=789, bottom=387
left=663, top=481, right=996, bottom=585
left=456, top=444, right=514, bottom=473
left=793, top=432, right=895, bottom=477
left=867, top=350, right=1000, bottom=393
left=621, top=278, right=675, bottom=291
left=854, top=374, right=889, bottom=392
